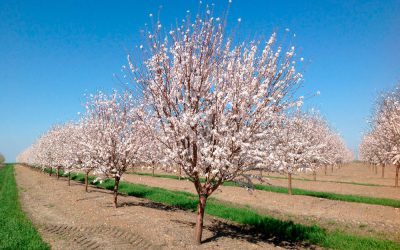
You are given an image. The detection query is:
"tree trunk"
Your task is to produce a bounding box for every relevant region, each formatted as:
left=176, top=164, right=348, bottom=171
left=49, top=167, right=52, bottom=176
left=381, top=165, right=385, bottom=178
left=288, top=173, right=293, bottom=195
left=396, top=165, right=399, bottom=187
left=375, top=165, right=378, bottom=175
left=85, top=172, right=89, bottom=192
left=324, top=166, right=327, bottom=175
left=178, top=166, right=181, bottom=180
left=152, top=166, right=155, bottom=177
left=57, top=167, right=60, bottom=179
left=68, top=172, right=71, bottom=186
left=195, top=195, right=207, bottom=244
left=114, top=176, right=120, bottom=208
left=313, top=170, right=316, bottom=181
left=331, top=165, right=333, bottom=173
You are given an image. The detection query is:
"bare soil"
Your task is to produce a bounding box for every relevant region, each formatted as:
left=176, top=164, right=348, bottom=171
left=122, top=173, right=400, bottom=242
left=15, top=165, right=292, bottom=250
left=279, top=162, right=399, bottom=187
left=265, top=177, right=399, bottom=200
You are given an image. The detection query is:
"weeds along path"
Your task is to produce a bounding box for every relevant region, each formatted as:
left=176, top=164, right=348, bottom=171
left=14, top=165, right=277, bottom=249
left=123, top=173, right=400, bottom=242
left=0, top=164, right=49, bottom=249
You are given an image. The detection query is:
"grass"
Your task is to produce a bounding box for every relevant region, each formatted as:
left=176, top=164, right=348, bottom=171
left=131, top=172, right=400, bottom=208
left=0, top=164, right=49, bottom=249
left=50, top=169, right=400, bottom=249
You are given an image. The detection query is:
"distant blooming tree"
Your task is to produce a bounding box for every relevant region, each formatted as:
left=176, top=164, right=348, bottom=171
left=0, top=153, right=5, bottom=166
left=267, top=112, right=349, bottom=193
left=79, top=91, right=149, bottom=207
left=360, top=86, right=400, bottom=187
left=128, top=7, right=304, bottom=244
left=36, top=127, right=62, bottom=176
left=59, top=123, right=84, bottom=186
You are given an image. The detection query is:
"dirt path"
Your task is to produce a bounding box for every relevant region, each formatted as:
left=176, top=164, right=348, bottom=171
left=265, top=177, right=400, bottom=200
left=15, top=165, right=285, bottom=250
left=123, top=173, right=400, bottom=242
left=271, top=163, right=399, bottom=187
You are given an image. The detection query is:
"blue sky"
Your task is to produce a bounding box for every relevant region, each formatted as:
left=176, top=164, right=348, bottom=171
left=0, top=0, right=399, bottom=161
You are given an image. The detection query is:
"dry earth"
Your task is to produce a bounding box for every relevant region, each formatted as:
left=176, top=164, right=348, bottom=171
left=15, top=165, right=300, bottom=250
left=265, top=177, right=400, bottom=200
left=277, top=162, right=400, bottom=187
left=123, top=173, right=400, bottom=242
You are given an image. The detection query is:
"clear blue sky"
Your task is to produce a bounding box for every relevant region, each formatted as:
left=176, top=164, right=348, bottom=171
left=0, top=0, right=399, bottom=162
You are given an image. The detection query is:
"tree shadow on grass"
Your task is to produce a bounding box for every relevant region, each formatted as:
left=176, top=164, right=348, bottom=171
left=117, top=197, right=319, bottom=249
left=171, top=219, right=317, bottom=249
left=74, top=180, right=323, bottom=248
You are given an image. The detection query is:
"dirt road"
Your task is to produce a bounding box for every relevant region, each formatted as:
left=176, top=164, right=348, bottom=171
left=265, top=177, right=400, bottom=200
left=272, top=163, right=400, bottom=187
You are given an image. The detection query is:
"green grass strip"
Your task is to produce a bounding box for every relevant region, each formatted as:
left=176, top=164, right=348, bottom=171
left=131, top=172, right=400, bottom=208
left=0, top=164, right=49, bottom=249
left=58, top=170, right=399, bottom=249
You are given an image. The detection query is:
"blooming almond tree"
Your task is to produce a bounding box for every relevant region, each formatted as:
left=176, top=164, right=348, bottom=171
left=60, top=123, right=85, bottom=186
left=269, top=112, right=333, bottom=193
left=0, top=153, right=5, bottom=166
left=128, top=8, right=304, bottom=244
left=35, top=127, right=61, bottom=176
left=377, top=94, right=400, bottom=185
left=80, top=91, right=148, bottom=207
left=360, top=87, right=400, bottom=187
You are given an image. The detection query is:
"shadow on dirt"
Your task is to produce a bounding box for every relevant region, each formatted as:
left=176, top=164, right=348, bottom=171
left=118, top=200, right=181, bottom=212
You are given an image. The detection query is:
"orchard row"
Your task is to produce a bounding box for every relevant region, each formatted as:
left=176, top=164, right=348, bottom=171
left=17, top=6, right=352, bottom=244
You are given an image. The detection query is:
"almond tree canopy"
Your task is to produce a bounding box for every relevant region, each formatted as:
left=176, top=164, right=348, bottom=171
left=128, top=7, right=304, bottom=244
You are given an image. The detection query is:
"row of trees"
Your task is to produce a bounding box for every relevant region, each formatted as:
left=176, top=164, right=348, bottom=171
left=17, top=97, right=351, bottom=244
left=267, top=112, right=352, bottom=194
left=17, top=6, right=351, bottom=244
left=359, top=85, right=400, bottom=187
